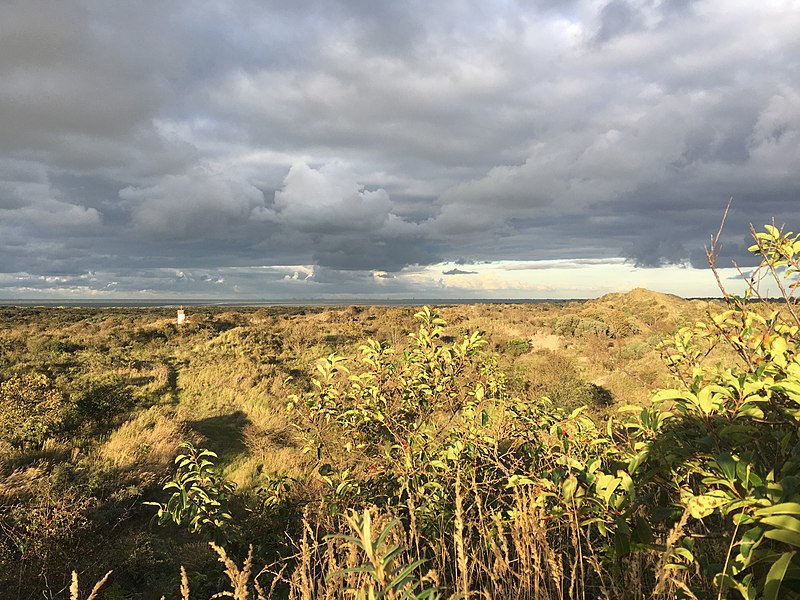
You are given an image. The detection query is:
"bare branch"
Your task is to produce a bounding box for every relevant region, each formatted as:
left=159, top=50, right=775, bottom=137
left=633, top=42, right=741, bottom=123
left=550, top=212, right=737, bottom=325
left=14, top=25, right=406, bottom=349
left=705, top=198, right=733, bottom=301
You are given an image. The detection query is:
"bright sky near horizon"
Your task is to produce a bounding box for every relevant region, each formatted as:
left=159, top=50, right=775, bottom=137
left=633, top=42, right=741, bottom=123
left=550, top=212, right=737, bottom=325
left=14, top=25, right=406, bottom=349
left=1, top=1, right=799, bottom=300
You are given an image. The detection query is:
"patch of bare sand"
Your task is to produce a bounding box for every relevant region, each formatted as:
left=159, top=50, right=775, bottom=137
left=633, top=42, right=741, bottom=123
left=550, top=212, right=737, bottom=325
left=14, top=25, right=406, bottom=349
left=529, top=332, right=562, bottom=351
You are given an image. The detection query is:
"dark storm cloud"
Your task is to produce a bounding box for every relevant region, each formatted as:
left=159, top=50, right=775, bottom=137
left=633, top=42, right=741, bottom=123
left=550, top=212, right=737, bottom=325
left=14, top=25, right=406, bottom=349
left=0, top=0, right=799, bottom=298
left=0, top=2, right=178, bottom=157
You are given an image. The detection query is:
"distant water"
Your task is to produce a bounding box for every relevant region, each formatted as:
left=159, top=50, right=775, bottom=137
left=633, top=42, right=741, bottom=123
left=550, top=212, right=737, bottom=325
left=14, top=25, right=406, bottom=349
left=0, top=298, right=563, bottom=308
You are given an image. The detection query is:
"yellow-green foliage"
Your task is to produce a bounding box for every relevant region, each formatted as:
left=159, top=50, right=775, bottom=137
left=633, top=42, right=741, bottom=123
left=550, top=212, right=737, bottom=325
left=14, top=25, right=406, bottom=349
left=0, top=279, right=732, bottom=598
left=0, top=373, right=65, bottom=449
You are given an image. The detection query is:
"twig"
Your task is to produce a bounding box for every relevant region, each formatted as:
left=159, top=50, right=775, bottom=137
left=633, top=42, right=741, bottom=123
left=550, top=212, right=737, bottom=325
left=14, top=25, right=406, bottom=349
left=705, top=198, right=733, bottom=301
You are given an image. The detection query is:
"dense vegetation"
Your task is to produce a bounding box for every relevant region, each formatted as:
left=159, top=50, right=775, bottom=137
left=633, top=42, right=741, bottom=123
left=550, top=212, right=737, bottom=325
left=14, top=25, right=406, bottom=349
left=2, top=224, right=799, bottom=599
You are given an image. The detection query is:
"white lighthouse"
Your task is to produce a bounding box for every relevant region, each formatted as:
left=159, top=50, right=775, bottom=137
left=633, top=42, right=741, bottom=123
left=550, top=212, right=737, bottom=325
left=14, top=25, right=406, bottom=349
left=177, top=306, right=186, bottom=325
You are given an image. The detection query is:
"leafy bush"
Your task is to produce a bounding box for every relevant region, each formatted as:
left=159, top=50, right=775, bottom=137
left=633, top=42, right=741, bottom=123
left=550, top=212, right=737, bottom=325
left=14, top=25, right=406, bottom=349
left=553, top=313, right=581, bottom=336
left=526, top=350, right=594, bottom=411
left=575, top=316, right=609, bottom=337
left=616, top=339, right=651, bottom=360
left=75, top=377, right=133, bottom=430
left=288, top=306, right=515, bottom=520
left=506, top=338, right=530, bottom=355
left=0, top=373, right=66, bottom=449
left=554, top=314, right=610, bottom=338
left=279, top=223, right=800, bottom=598
left=606, top=311, right=642, bottom=338
left=618, top=223, right=800, bottom=598
left=287, top=307, right=624, bottom=595
left=145, top=441, right=236, bottom=540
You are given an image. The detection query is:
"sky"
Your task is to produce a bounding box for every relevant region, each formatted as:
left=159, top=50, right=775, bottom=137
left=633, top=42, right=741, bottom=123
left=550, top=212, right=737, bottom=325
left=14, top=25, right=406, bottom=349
left=1, top=0, right=799, bottom=300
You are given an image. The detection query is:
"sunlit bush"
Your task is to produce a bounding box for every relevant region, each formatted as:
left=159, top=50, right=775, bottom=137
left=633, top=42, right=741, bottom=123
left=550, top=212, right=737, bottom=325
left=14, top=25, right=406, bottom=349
left=0, top=373, right=66, bottom=450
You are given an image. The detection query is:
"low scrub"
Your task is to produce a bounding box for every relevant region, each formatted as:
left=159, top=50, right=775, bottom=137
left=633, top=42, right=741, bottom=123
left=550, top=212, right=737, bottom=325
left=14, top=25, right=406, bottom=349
left=7, top=222, right=800, bottom=599
left=248, top=223, right=800, bottom=598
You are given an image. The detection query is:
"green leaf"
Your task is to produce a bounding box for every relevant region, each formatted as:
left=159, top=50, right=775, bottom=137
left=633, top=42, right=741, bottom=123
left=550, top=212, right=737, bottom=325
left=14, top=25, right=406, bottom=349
left=474, top=383, right=484, bottom=402
left=771, top=337, right=788, bottom=355
left=627, top=448, right=650, bottom=474
left=375, top=518, right=400, bottom=550
left=764, top=551, right=796, bottom=600
left=764, top=529, right=800, bottom=547
left=672, top=547, right=694, bottom=563
left=387, top=558, right=427, bottom=590
left=756, top=503, right=800, bottom=517
left=568, top=406, right=586, bottom=419
left=595, top=472, right=621, bottom=506
left=697, top=386, right=717, bottom=415
left=561, top=474, right=578, bottom=502
left=772, top=381, right=800, bottom=401
left=760, top=515, right=800, bottom=535
left=686, top=493, right=727, bottom=520
left=507, top=474, right=537, bottom=488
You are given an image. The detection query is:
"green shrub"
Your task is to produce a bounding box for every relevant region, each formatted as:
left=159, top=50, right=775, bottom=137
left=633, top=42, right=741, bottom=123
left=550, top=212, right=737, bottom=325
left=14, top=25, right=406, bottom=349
left=606, top=311, right=642, bottom=338
left=0, top=373, right=66, bottom=449
left=554, top=314, right=610, bottom=338
left=553, top=313, right=581, bottom=336
left=575, top=316, right=609, bottom=337
left=527, top=350, right=593, bottom=411
left=145, top=441, right=236, bottom=541
left=75, top=377, right=133, bottom=430
left=287, top=307, right=623, bottom=595
left=615, top=339, right=650, bottom=360
left=618, top=223, right=800, bottom=598
left=505, top=338, right=530, bottom=355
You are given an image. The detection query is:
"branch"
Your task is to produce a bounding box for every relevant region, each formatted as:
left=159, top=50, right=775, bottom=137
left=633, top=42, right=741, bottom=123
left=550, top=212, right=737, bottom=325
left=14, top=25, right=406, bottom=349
left=705, top=198, right=733, bottom=301
left=749, top=222, right=800, bottom=328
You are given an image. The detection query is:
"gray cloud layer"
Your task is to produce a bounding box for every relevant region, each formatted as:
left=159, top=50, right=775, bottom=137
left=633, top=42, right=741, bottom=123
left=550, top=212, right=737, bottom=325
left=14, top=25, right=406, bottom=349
left=1, top=0, right=799, bottom=298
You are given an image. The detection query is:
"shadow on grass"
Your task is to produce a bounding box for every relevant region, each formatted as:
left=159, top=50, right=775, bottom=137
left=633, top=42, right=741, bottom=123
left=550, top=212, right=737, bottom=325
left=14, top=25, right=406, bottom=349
left=187, top=410, right=251, bottom=464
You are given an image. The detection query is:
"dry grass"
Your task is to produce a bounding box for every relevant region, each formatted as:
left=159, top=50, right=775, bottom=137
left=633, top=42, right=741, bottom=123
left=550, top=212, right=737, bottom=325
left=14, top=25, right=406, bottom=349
left=100, top=406, right=189, bottom=470
left=137, top=493, right=697, bottom=600
left=69, top=570, right=112, bottom=600
left=0, top=463, right=48, bottom=500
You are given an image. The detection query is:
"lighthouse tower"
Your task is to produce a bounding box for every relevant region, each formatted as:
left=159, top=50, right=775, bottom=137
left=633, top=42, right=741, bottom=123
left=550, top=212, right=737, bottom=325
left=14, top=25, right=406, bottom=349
left=177, top=306, right=186, bottom=325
